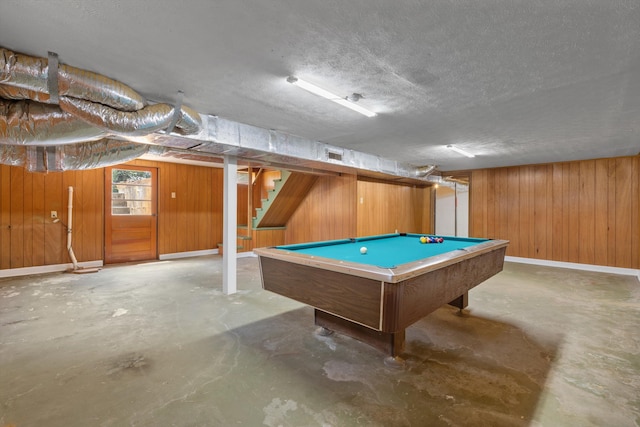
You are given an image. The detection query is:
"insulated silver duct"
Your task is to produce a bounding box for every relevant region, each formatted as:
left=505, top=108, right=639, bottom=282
left=0, top=47, right=144, bottom=111
left=0, top=47, right=202, bottom=141
left=0, top=46, right=437, bottom=181
left=59, top=97, right=202, bottom=136
left=1, top=99, right=107, bottom=145
left=0, top=139, right=150, bottom=172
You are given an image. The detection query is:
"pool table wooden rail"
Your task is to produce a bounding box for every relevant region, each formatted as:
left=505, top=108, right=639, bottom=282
left=254, top=239, right=509, bottom=283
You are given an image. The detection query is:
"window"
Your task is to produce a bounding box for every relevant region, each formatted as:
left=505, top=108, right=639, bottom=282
left=111, top=169, right=153, bottom=215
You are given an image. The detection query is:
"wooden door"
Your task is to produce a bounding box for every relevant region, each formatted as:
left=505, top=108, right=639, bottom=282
left=105, top=166, right=157, bottom=264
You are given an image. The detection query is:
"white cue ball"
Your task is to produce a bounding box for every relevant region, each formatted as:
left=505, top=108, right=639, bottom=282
left=360, top=246, right=367, bottom=254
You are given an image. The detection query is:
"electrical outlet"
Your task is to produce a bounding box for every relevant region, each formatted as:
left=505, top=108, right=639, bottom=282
left=51, top=211, right=58, bottom=219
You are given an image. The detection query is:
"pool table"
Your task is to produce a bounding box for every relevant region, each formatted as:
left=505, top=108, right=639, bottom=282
left=254, top=233, right=509, bottom=365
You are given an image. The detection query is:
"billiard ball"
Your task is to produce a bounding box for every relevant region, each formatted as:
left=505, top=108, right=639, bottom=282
left=419, top=236, right=427, bottom=244
left=360, top=246, right=367, bottom=254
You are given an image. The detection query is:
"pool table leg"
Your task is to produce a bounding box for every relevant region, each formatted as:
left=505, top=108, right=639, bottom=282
left=447, top=291, right=469, bottom=311
left=314, top=310, right=406, bottom=366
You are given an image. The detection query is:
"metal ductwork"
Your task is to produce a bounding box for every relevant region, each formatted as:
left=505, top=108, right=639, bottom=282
left=0, top=139, right=152, bottom=172
left=143, top=115, right=438, bottom=183
left=1, top=98, right=107, bottom=145
left=0, top=47, right=202, bottom=145
left=0, top=46, right=437, bottom=182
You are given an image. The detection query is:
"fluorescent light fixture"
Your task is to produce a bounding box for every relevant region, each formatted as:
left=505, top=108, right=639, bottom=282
left=287, top=76, right=377, bottom=118
left=447, top=144, right=476, bottom=158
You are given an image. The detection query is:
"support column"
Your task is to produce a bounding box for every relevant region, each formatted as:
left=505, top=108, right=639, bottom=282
left=223, top=155, right=237, bottom=294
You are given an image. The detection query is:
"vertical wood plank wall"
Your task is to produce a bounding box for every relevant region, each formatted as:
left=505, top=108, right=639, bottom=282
left=237, top=184, right=248, bottom=226
left=284, top=174, right=433, bottom=245
left=0, top=161, right=224, bottom=270
left=128, top=159, right=223, bottom=255
left=356, top=178, right=433, bottom=236
left=0, top=165, right=103, bottom=269
left=470, top=156, right=640, bottom=269
left=284, top=174, right=357, bottom=244
left=5, top=154, right=637, bottom=271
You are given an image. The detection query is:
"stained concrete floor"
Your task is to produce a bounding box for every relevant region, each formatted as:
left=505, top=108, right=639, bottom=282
left=0, top=256, right=638, bottom=427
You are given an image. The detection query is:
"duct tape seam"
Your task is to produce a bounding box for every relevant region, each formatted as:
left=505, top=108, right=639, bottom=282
left=165, top=90, right=184, bottom=134
left=47, top=51, right=60, bottom=104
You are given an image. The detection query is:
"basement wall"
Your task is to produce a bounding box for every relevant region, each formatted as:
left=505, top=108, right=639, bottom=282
left=3, top=154, right=638, bottom=272
left=470, top=155, right=640, bottom=269
left=0, top=160, right=223, bottom=270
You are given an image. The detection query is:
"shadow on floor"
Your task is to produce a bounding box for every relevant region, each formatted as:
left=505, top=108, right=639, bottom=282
left=199, top=304, right=562, bottom=426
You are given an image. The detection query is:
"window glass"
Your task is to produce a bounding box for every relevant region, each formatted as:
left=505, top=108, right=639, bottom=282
left=111, top=169, right=153, bottom=215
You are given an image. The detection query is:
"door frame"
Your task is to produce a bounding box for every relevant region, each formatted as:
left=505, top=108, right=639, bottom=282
left=104, top=165, right=158, bottom=264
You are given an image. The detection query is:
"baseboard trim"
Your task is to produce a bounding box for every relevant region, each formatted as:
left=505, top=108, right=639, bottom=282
left=159, top=249, right=256, bottom=260
left=159, top=249, right=218, bottom=260
left=237, top=251, right=257, bottom=258
left=0, top=260, right=104, bottom=278
left=505, top=256, right=640, bottom=281
left=0, top=249, right=259, bottom=278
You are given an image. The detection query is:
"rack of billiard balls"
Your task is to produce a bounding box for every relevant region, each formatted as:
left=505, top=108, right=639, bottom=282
left=419, top=236, right=444, bottom=244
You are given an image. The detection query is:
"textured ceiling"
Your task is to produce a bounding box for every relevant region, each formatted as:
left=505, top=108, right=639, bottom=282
left=1, top=0, right=638, bottom=171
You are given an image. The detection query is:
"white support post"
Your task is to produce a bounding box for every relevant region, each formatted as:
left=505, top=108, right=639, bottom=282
left=223, top=155, right=237, bottom=294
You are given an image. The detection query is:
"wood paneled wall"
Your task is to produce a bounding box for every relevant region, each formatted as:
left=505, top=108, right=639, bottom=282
left=238, top=184, right=248, bottom=226
left=285, top=174, right=357, bottom=244
left=252, top=228, right=285, bottom=248
left=0, top=165, right=103, bottom=269
left=283, top=174, right=434, bottom=245
left=1, top=160, right=224, bottom=270
left=357, top=178, right=433, bottom=236
left=128, top=160, right=223, bottom=255
left=470, top=156, right=640, bottom=269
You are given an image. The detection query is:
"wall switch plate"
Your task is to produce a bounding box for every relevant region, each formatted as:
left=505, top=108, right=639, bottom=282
left=51, top=211, right=58, bottom=219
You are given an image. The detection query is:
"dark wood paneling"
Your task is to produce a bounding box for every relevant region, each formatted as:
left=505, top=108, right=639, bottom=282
left=579, top=161, right=596, bottom=264
left=632, top=156, right=640, bottom=269
left=1, top=160, right=223, bottom=271
left=258, top=173, right=318, bottom=227
left=0, top=166, right=10, bottom=269
left=470, top=155, right=640, bottom=269
left=551, top=163, right=564, bottom=261
left=31, top=172, right=46, bottom=266
left=44, top=171, right=65, bottom=265
left=593, top=159, right=609, bottom=266
left=285, top=174, right=357, bottom=244
left=251, top=228, right=285, bottom=249
left=506, top=167, right=520, bottom=257
left=615, top=158, right=632, bottom=266
left=10, top=167, right=24, bottom=268
left=357, top=178, right=432, bottom=237
left=134, top=159, right=223, bottom=256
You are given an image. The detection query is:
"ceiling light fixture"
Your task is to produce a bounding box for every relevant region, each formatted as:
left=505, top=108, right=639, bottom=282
left=447, top=144, right=476, bottom=158
left=287, top=76, right=377, bottom=118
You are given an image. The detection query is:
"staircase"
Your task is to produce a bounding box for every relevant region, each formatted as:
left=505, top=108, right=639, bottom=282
left=111, top=192, right=130, bottom=214
left=216, top=169, right=318, bottom=253
left=252, top=170, right=318, bottom=228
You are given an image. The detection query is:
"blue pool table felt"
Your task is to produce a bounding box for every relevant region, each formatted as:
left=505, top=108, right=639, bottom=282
left=276, top=233, right=489, bottom=269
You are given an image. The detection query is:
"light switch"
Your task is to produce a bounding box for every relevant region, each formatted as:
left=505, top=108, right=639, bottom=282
left=171, top=192, right=176, bottom=199
left=51, top=211, right=58, bottom=218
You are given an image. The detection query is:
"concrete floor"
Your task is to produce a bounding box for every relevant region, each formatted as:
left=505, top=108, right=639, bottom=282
left=0, top=256, right=638, bottom=427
